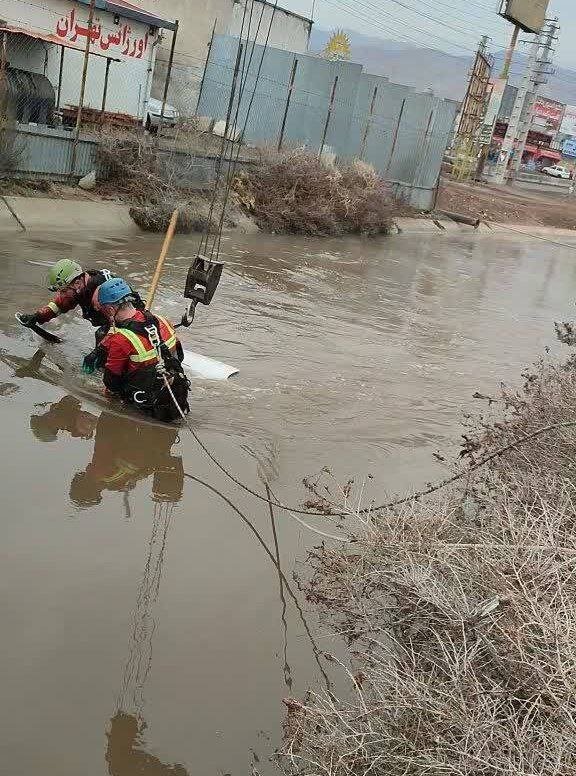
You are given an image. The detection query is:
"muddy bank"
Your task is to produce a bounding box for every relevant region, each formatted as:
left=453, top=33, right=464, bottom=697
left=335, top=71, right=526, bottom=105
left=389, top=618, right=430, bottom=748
left=439, top=178, right=576, bottom=230
left=282, top=336, right=576, bottom=775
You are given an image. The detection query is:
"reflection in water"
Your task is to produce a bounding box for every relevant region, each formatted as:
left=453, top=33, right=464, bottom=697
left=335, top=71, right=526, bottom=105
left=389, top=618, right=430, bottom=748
left=267, top=487, right=293, bottom=691
left=30, top=397, right=188, bottom=774
left=111, top=499, right=183, bottom=776
left=106, top=712, right=189, bottom=776
left=183, top=472, right=331, bottom=691
left=30, top=397, right=184, bottom=507
left=28, top=395, right=326, bottom=768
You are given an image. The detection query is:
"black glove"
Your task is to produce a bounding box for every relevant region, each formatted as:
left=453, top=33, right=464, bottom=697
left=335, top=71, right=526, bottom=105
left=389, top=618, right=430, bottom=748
left=82, top=346, right=106, bottom=375
left=18, top=313, right=40, bottom=328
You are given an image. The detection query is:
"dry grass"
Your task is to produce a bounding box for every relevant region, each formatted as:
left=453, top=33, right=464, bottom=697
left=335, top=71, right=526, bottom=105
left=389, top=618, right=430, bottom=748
left=96, top=128, right=248, bottom=234
left=281, top=342, right=576, bottom=775
left=234, top=150, right=400, bottom=236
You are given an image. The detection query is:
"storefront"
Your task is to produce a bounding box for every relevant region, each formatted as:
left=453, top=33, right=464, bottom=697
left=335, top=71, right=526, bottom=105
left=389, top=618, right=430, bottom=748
left=0, top=0, right=175, bottom=121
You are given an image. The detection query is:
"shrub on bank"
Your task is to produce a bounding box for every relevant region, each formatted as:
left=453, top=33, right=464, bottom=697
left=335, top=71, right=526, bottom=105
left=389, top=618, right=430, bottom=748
left=281, top=337, right=576, bottom=775
left=234, top=150, right=398, bottom=236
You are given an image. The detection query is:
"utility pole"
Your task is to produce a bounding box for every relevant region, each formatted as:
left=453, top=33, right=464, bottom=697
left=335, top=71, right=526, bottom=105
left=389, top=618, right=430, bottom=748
left=490, top=19, right=558, bottom=185
left=509, top=20, right=558, bottom=179
left=481, top=26, right=519, bottom=135
left=475, top=24, right=520, bottom=179
left=452, top=35, right=492, bottom=181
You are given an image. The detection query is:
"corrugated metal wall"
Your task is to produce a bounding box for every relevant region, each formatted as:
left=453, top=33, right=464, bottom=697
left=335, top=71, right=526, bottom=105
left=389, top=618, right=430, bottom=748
left=1, top=124, right=97, bottom=180
left=198, top=35, right=458, bottom=208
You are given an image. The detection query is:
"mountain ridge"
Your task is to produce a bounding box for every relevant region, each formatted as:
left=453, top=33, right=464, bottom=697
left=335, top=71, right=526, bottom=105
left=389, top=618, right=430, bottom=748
left=309, top=28, right=576, bottom=106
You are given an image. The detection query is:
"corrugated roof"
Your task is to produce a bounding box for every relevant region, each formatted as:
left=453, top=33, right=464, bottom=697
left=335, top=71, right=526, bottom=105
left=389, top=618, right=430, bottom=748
left=73, top=0, right=177, bottom=32
left=106, top=0, right=176, bottom=31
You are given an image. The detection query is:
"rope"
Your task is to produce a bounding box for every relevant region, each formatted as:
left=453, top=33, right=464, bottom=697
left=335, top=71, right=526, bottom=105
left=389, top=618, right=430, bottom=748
left=486, top=221, right=576, bottom=250
left=181, top=470, right=331, bottom=688
left=209, top=0, right=281, bottom=264
left=198, top=0, right=252, bottom=257
left=161, top=373, right=576, bottom=521
left=162, top=375, right=347, bottom=539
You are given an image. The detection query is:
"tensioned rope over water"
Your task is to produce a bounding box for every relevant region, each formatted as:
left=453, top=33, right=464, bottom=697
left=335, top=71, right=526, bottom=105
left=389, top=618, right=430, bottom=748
left=163, top=374, right=576, bottom=522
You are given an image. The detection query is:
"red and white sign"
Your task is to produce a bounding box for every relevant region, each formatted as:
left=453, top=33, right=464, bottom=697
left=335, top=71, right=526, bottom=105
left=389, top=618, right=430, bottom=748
left=532, top=97, right=565, bottom=133
left=54, top=7, right=150, bottom=59
left=1, top=0, right=155, bottom=118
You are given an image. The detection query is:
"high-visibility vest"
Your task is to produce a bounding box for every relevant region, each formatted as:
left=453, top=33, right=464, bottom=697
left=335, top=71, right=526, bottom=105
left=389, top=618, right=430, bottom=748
left=113, top=315, right=177, bottom=365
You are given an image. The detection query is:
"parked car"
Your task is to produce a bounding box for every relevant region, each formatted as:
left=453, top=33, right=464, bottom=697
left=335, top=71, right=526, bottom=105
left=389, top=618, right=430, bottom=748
left=145, top=97, right=179, bottom=131
left=541, top=164, right=571, bottom=179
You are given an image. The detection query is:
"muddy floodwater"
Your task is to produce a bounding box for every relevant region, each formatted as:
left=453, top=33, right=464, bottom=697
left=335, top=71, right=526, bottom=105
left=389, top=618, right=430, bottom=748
left=1, top=229, right=574, bottom=775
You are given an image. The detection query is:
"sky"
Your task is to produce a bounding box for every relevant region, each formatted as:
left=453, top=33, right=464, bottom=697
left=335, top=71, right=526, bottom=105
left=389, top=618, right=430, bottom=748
left=280, top=0, right=576, bottom=70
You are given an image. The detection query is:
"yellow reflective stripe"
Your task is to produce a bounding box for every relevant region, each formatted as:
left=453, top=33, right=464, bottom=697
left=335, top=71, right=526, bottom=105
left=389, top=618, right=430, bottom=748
left=115, top=316, right=177, bottom=363
left=129, top=350, right=157, bottom=364
left=48, top=301, right=60, bottom=314
left=157, top=316, right=177, bottom=349
left=101, top=460, right=140, bottom=484
left=115, top=328, right=149, bottom=356
left=114, top=328, right=157, bottom=363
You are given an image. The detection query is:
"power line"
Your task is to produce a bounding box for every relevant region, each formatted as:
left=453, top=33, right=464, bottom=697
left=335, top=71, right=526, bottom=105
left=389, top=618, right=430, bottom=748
left=320, top=0, right=482, bottom=55
left=349, top=0, right=505, bottom=46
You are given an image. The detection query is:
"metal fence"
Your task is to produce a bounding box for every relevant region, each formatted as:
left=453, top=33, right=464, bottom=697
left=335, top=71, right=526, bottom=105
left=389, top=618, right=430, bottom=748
left=197, top=35, right=459, bottom=208
left=1, top=123, right=98, bottom=180
left=0, top=19, right=457, bottom=209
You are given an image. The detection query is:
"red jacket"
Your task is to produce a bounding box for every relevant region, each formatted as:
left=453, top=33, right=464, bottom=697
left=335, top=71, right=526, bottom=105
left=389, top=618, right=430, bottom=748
left=36, top=271, right=110, bottom=327
left=102, top=311, right=180, bottom=376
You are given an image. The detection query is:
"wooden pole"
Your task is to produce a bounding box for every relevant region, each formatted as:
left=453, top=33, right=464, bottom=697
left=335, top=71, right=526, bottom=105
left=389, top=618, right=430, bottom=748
left=278, top=58, right=298, bottom=151
left=160, top=20, right=179, bottom=123
left=70, top=0, right=96, bottom=175
left=100, top=58, right=112, bottom=117
left=147, top=209, right=179, bottom=310
left=196, top=18, right=216, bottom=114
left=56, top=45, right=65, bottom=111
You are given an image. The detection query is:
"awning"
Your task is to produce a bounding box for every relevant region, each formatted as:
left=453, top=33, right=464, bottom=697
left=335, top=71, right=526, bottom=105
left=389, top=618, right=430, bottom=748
left=0, top=25, right=120, bottom=60
left=522, top=144, right=561, bottom=161
left=104, top=0, right=177, bottom=31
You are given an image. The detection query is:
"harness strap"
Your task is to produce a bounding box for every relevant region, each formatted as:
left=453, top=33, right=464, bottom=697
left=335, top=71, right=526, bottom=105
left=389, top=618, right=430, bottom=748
left=114, top=314, right=177, bottom=364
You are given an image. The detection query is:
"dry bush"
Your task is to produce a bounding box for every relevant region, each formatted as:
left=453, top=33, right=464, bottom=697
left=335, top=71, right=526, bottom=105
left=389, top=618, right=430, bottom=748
left=234, top=150, right=398, bottom=236
left=129, top=204, right=216, bottom=234
left=96, top=129, right=174, bottom=205
left=282, top=342, right=576, bottom=776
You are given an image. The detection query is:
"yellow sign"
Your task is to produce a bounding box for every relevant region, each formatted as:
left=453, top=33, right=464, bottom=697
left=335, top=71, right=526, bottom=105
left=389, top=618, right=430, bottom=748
left=322, top=30, right=351, bottom=61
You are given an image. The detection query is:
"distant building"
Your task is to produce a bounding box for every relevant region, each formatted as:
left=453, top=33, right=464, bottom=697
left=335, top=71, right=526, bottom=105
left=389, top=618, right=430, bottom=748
left=133, top=0, right=313, bottom=116
left=229, top=1, right=312, bottom=52
left=493, top=83, right=566, bottom=169
left=0, top=0, right=175, bottom=122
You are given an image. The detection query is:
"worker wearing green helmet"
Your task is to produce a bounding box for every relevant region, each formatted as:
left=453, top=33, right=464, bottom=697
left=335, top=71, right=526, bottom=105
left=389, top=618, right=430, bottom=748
left=18, top=259, right=144, bottom=371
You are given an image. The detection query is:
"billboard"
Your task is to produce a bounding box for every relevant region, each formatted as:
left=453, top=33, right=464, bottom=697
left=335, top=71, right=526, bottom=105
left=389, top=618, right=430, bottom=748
left=531, top=97, right=565, bottom=133
left=499, top=0, right=549, bottom=34
left=562, top=138, right=576, bottom=158
left=560, top=105, right=576, bottom=137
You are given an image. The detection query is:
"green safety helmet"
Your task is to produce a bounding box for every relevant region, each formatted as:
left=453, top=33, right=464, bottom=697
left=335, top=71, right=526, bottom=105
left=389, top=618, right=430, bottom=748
left=47, top=259, right=84, bottom=291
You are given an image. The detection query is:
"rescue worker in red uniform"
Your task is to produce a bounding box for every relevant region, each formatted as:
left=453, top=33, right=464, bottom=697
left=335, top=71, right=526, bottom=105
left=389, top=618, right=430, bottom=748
left=97, top=277, right=190, bottom=423
left=18, top=258, right=144, bottom=372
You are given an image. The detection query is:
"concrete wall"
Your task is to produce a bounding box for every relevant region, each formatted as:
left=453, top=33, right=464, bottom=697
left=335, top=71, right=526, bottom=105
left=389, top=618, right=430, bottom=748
left=2, top=0, right=156, bottom=118
left=134, top=0, right=233, bottom=116
left=132, top=0, right=312, bottom=117
left=229, top=1, right=311, bottom=53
